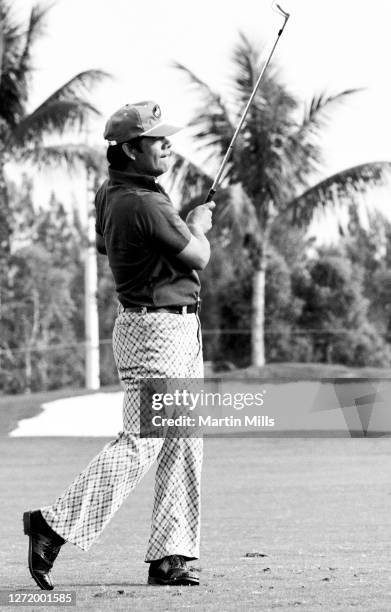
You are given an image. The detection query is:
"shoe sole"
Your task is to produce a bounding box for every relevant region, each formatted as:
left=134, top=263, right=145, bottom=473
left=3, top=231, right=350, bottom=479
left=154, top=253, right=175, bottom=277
left=148, top=576, right=199, bottom=586
left=23, top=511, right=54, bottom=591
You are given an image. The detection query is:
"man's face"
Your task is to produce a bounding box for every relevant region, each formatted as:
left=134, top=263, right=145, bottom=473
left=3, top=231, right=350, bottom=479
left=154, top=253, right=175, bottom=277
left=128, top=137, right=172, bottom=176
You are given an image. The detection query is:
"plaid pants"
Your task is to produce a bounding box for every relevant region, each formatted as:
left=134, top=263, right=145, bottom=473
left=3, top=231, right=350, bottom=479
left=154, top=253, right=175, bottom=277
left=41, top=308, right=203, bottom=561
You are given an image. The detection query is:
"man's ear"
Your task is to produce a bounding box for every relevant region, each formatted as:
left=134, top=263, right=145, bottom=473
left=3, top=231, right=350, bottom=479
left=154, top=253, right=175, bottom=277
left=122, top=142, right=135, bottom=160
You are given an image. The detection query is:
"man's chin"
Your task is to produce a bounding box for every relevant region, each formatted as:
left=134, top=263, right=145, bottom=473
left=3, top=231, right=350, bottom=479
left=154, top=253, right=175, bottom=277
left=157, top=160, right=171, bottom=175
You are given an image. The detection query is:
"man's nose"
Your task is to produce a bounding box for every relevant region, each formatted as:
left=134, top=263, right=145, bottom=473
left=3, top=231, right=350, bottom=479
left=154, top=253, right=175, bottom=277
left=162, top=138, right=171, bottom=149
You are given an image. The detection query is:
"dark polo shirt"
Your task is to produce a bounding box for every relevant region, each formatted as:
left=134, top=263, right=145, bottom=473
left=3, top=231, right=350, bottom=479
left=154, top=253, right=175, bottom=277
left=95, top=169, right=200, bottom=307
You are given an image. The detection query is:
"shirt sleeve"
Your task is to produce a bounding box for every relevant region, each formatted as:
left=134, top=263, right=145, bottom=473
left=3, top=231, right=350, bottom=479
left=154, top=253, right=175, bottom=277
left=94, top=181, right=107, bottom=237
left=95, top=222, right=103, bottom=236
left=139, top=194, right=192, bottom=254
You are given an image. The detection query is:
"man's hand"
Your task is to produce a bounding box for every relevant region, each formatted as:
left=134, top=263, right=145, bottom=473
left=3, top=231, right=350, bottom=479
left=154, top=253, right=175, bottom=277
left=176, top=202, right=216, bottom=270
left=186, top=201, right=216, bottom=235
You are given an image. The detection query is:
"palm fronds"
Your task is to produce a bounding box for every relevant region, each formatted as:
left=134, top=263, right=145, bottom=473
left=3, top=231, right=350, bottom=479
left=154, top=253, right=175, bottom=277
left=16, top=4, right=49, bottom=83
left=172, top=32, right=389, bottom=239
left=303, top=89, right=363, bottom=131
left=290, top=89, right=363, bottom=169
left=17, top=69, right=110, bottom=142
left=291, top=162, right=391, bottom=225
left=173, top=60, right=235, bottom=160
left=13, top=99, right=100, bottom=145
left=167, top=151, right=212, bottom=206
left=34, top=70, right=111, bottom=106
left=19, top=143, right=106, bottom=174
left=0, top=0, right=26, bottom=124
left=231, top=31, right=260, bottom=94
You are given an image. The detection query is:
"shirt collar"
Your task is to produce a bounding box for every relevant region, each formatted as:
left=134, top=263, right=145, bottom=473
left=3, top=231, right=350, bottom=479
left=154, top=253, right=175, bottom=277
left=108, top=169, right=160, bottom=191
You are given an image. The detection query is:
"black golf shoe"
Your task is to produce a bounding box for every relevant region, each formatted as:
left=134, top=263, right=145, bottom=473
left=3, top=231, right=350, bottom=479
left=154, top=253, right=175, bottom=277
left=23, top=510, right=64, bottom=590
left=148, top=555, right=199, bottom=586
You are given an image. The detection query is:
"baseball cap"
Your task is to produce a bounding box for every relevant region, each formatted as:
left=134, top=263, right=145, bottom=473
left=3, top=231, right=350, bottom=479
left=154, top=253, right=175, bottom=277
left=103, top=101, right=181, bottom=144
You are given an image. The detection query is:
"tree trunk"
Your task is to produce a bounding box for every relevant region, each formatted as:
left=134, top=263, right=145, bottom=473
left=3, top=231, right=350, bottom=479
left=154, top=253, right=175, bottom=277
left=39, top=327, right=49, bottom=391
left=24, top=345, right=32, bottom=394
left=84, top=169, right=100, bottom=390
left=24, top=288, right=40, bottom=393
left=250, top=201, right=275, bottom=367
left=251, top=265, right=266, bottom=366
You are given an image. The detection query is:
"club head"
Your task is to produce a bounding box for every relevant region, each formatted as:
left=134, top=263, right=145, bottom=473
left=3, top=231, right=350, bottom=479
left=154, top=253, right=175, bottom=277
left=272, top=1, right=290, bottom=20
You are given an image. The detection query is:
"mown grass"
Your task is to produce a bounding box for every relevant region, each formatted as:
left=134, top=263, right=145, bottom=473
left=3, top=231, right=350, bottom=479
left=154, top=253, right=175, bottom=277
left=1, top=436, right=391, bottom=611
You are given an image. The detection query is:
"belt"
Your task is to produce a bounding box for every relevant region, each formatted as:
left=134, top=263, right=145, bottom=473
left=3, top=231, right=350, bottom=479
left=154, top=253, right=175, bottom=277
left=124, top=302, right=200, bottom=315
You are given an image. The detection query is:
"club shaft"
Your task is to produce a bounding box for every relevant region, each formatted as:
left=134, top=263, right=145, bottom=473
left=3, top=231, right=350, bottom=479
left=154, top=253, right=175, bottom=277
left=204, top=13, right=289, bottom=203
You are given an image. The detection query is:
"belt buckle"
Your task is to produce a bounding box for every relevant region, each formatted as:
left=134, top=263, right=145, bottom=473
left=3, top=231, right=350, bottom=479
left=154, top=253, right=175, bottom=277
left=181, top=305, right=187, bottom=315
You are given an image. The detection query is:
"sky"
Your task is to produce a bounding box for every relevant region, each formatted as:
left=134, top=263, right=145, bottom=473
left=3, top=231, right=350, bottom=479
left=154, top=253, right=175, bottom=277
left=8, top=0, right=391, bottom=237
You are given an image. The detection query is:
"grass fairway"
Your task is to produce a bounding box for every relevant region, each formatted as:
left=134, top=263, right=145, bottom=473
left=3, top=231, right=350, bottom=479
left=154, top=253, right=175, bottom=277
left=1, top=436, right=391, bottom=611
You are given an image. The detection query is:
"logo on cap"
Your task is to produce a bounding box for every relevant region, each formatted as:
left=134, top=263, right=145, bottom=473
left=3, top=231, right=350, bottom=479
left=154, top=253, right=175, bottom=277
left=152, top=104, right=161, bottom=119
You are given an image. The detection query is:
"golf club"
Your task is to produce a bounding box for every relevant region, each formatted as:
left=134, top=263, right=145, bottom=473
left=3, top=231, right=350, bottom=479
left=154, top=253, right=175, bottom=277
left=204, top=2, right=290, bottom=203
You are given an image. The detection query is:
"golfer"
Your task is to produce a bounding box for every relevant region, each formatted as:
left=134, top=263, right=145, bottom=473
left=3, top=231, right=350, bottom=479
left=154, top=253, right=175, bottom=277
left=23, top=101, right=215, bottom=589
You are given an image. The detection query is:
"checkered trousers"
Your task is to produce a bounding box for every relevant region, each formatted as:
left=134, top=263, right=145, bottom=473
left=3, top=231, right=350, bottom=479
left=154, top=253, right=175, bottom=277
left=41, top=308, right=203, bottom=561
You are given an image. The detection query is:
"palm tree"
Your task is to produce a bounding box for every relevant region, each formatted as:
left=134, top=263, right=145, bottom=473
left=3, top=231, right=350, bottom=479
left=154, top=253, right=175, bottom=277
left=0, top=0, right=109, bottom=390
left=170, top=33, right=391, bottom=367
left=0, top=0, right=109, bottom=256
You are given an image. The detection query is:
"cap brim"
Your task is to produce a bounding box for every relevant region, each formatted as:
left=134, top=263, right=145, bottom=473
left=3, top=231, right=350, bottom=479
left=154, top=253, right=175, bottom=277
left=140, top=122, right=182, bottom=137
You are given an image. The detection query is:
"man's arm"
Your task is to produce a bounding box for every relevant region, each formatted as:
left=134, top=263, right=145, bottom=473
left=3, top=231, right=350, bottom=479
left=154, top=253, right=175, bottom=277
left=176, top=202, right=215, bottom=270
left=95, top=232, right=107, bottom=255
left=176, top=227, right=211, bottom=270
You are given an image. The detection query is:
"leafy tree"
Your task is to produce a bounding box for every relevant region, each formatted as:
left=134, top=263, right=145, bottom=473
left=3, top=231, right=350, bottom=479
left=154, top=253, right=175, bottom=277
left=293, top=249, right=391, bottom=367
left=3, top=244, right=83, bottom=393
left=264, top=248, right=306, bottom=363
left=1, top=177, right=86, bottom=393
left=192, top=191, right=309, bottom=368
left=170, top=33, right=391, bottom=366
left=343, top=207, right=391, bottom=346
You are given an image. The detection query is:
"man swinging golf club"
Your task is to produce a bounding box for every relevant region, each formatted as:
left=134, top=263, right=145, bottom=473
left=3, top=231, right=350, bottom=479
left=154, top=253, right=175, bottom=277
left=23, top=100, right=215, bottom=589
left=23, top=3, right=290, bottom=591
